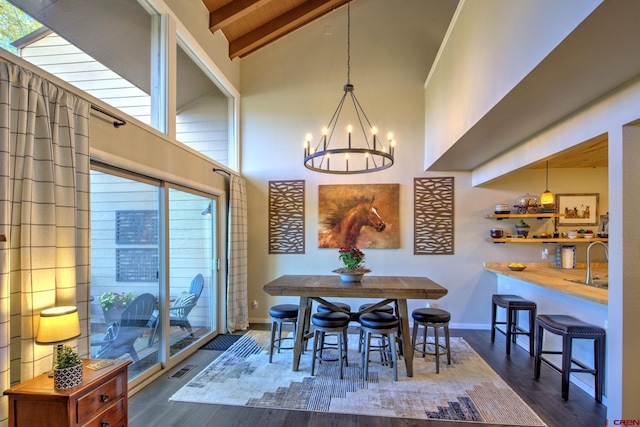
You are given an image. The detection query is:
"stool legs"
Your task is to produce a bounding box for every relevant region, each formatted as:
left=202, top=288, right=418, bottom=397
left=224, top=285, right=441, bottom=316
left=311, top=328, right=348, bottom=379
left=362, top=329, right=397, bottom=381
left=269, top=318, right=296, bottom=363
left=411, top=321, right=451, bottom=374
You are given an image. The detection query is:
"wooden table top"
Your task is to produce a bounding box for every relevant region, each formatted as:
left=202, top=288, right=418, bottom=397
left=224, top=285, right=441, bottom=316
left=263, top=274, right=448, bottom=300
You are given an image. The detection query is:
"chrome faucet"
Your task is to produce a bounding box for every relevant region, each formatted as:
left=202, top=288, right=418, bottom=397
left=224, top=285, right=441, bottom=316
left=585, top=241, right=608, bottom=285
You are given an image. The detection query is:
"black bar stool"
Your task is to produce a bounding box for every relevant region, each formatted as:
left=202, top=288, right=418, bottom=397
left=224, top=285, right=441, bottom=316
left=360, top=311, right=400, bottom=381
left=357, top=303, right=394, bottom=352
left=311, top=311, right=350, bottom=379
left=534, top=314, right=606, bottom=402
left=491, top=294, right=537, bottom=356
left=268, top=304, right=298, bottom=363
left=411, top=307, right=451, bottom=373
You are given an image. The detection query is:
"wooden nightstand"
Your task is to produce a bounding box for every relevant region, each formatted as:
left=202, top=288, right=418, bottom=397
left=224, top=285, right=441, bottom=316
left=4, top=358, right=131, bottom=427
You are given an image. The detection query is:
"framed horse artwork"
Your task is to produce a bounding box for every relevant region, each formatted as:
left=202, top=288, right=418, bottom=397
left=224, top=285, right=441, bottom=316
left=318, top=184, right=399, bottom=248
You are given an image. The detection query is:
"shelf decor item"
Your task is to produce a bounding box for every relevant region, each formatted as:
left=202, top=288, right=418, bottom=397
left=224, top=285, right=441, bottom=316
left=515, top=219, right=531, bottom=238
left=556, top=193, right=599, bottom=226
left=333, top=246, right=371, bottom=282
left=53, top=345, right=83, bottom=389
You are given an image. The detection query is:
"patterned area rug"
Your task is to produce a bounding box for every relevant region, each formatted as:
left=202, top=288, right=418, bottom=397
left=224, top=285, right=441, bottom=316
left=170, top=330, right=546, bottom=425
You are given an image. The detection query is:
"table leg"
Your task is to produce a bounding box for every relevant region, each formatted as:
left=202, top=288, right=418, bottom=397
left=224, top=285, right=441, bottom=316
left=396, top=299, right=413, bottom=377
left=293, top=296, right=310, bottom=371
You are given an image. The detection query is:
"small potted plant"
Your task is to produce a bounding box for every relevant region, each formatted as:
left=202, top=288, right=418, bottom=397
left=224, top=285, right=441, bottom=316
left=53, top=345, right=83, bottom=389
left=333, top=246, right=371, bottom=282
left=515, top=219, right=531, bottom=238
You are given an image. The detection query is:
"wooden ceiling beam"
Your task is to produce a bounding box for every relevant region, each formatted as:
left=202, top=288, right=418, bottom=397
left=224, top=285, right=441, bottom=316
left=209, top=0, right=273, bottom=33
left=228, top=0, right=347, bottom=59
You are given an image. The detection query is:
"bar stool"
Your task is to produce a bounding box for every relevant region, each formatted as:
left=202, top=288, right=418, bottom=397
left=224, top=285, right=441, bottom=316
left=411, top=307, right=451, bottom=374
left=534, top=314, right=606, bottom=402
left=311, top=311, right=350, bottom=378
left=360, top=311, right=400, bottom=381
left=357, top=303, right=394, bottom=352
left=317, top=301, right=352, bottom=314
left=491, top=294, right=537, bottom=356
left=268, top=304, right=298, bottom=363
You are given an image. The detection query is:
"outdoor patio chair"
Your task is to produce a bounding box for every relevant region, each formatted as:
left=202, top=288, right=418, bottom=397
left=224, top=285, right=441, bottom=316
left=93, top=293, right=156, bottom=362
left=148, top=274, right=204, bottom=346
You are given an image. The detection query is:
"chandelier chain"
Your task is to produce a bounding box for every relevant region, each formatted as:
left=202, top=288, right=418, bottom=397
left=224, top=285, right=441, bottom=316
left=347, top=0, right=351, bottom=84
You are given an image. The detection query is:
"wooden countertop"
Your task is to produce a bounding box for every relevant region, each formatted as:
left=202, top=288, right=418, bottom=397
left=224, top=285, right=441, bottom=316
left=484, top=262, right=608, bottom=305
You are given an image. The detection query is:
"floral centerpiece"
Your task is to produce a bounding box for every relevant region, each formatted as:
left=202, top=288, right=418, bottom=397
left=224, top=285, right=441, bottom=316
left=333, top=246, right=371, bottom=282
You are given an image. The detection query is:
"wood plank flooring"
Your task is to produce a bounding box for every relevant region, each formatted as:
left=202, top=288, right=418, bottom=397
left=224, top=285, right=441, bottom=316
left=128, top=328, right=606, bottom=427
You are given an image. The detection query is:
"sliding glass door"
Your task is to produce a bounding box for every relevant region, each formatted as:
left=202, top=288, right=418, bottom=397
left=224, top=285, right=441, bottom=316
left=89, top=167, right=219, bottom=380
left=164, top=187, right=216, bottom=358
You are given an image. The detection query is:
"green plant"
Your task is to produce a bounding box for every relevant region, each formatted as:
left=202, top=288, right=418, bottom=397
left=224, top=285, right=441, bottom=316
left=98, top=291, right=135, bottom=311
left=516, top=219, right=530, bottom=228
left=55, top=345, right=81, bottom=369
left=338, top=246, right=366, bottom=271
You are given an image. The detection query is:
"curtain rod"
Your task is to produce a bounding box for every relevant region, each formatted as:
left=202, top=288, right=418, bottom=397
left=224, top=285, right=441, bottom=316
left=91, top=104, right=126, bottom=128
left=213, top=168, right=231, bottom=176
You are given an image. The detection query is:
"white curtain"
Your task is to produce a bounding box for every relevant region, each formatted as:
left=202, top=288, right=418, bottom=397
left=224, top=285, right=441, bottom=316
left=0, top=60, right=90, bottom=420
left=226, top=174, right=249, bottom=332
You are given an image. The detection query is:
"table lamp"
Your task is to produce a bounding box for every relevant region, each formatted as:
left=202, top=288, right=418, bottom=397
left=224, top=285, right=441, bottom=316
left=36, top=306, right=81, bottom=376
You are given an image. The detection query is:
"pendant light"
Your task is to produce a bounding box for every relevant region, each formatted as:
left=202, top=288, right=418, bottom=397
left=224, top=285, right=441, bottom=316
left=540, top=161, right=555, bottom=208
left=302, top=0, right=395, bottom=174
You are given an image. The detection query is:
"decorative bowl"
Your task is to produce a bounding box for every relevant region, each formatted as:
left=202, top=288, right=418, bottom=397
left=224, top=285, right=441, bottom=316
left=508, top=265, right=526, bottom=271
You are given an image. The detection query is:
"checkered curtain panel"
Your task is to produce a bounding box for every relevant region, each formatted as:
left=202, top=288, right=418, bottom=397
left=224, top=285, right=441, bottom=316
left=0, top=60, right=90, bottom=419
left=226, top=174, right=249, bottom=332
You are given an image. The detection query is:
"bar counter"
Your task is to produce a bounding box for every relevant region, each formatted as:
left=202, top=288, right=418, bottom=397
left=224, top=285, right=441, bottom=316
left=484, top=262, right=608, bottom=305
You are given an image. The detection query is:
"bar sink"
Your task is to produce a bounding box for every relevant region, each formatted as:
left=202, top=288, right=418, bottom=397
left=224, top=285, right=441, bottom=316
left=563, top=278, right=608, bottom=289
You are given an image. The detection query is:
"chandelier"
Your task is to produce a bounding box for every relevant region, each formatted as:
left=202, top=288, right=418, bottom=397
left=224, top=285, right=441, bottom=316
left=303, top=0, right=395, bottom=174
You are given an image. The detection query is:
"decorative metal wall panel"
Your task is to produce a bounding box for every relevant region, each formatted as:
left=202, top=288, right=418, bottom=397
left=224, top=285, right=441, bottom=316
left=116, top=248, right=159, bottom=281
left=269, top=180, right=305, bottom=254
left=115, top=210, right=158, bottom=244
left=414, top=177, right=454, bottom=255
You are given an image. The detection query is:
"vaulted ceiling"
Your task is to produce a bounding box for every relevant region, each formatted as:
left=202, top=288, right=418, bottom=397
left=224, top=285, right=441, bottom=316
left=201, top=0, right=350, bottom=59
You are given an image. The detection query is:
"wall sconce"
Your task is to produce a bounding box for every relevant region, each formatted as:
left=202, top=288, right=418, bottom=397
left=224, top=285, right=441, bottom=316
left=36, top=306, right=81, bottom=375
left=201, top=202, right=212, bottom=216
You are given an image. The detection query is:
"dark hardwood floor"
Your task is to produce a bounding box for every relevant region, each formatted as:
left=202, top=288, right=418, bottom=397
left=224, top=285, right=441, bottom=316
left=128, top=328, right=606, bottom=427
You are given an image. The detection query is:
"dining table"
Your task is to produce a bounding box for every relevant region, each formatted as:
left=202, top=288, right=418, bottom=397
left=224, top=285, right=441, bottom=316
left=262, top=274, right=448, bottom=377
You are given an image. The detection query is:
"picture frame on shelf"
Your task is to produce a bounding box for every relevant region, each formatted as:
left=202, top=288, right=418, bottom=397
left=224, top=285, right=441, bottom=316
left=555, top=193, right=599, bottom=227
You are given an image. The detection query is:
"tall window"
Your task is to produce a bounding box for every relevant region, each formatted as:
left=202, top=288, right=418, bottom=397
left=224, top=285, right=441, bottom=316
left=2, top=0, right=157, bottom=126
left=176, top=42, right=231, bottom=167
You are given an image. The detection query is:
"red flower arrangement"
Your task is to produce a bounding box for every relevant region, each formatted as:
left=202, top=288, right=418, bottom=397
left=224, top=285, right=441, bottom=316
left=336, top=246, right=370, bottom=273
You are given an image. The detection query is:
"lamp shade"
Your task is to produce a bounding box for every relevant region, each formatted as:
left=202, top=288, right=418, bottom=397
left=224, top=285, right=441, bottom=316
left=36, top=306, right=81, bottom=345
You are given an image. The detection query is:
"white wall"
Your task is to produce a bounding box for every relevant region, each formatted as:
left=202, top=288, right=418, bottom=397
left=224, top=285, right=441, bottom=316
left=424, top=0, right=601, bottom=170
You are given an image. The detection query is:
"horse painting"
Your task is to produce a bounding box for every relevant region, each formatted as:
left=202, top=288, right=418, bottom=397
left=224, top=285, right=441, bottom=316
left=318, top=195, right=387, bottom=248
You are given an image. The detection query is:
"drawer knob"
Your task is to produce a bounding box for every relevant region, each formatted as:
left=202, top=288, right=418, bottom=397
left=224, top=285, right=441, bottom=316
left=100, top=393, right=110, bottom=403
left=100, top=421, right=109, bottom=427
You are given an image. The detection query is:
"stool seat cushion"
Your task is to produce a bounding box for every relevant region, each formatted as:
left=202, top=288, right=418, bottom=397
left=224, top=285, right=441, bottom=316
left=269, top=304, right=299, bottom=318
left=358, top=303, right=394, bottom=314
left=492, top=294, right=536, bottom=309
left=537, top=314, right=606, bottom=336
left=412, top=308, right=451, bottom=323
left=317, top=302, right=351, bottom=313
left=312, top=311, right=350, bottom=328
left=359, top=312, right=399, bottom=329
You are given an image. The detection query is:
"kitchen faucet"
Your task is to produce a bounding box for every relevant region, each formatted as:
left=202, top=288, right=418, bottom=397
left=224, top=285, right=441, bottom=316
left=585, top=241, right=608, bottom=285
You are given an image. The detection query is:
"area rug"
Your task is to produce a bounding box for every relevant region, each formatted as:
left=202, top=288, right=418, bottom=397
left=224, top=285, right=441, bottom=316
left=170, top=330, right=546, bottom=426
